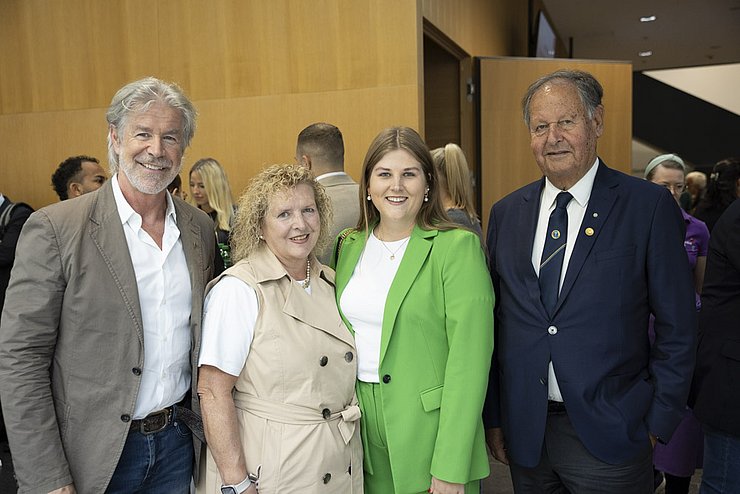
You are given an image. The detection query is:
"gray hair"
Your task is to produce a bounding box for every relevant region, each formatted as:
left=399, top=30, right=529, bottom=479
left=522, top=70, right=603, bottom=128
left=106, top=77, right=197, bottom=172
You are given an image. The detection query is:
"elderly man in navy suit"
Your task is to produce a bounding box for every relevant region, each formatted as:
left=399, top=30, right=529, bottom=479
left=483, top=70, right=696, bottom=493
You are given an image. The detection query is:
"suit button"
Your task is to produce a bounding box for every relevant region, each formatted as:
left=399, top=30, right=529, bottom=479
left=344, top=351, right=354, bottom=362
left=382, top=374, right=391, bottom=384
left=132, top=367, right=142, bottom=376
left=121, top=414, right=131, bottom=423
left=322, top=408, right=331, bottom=419
left=548, top=325, right=558, bottom=335
left=323, top=473, right=332, bottom=484
left=319, top=356, right=328, bottom=367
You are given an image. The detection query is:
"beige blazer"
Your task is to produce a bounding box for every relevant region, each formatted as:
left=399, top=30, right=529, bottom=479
left=0, top=179, right=215, bottom=494
left=317, top=173, right=359, bottom=264
left=197, top=246, right=363, bottom=494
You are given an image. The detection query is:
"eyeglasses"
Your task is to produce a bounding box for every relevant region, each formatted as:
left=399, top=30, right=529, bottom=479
left=530, top=118, right=580, bottom=137
left=657, top=182, right=685, bottom=193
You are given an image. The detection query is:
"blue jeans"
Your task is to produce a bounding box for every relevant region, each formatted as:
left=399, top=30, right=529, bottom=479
left=106, top=408, right=193, bottom=494
left=700, top=426, right=740, bottom=494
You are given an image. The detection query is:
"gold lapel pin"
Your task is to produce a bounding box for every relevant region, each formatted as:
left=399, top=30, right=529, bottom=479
left=585, top=227, right=594, bottom=236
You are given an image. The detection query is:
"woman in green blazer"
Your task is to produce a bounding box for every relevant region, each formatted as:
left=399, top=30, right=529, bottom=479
left=333, top=127, right=494, bottom=494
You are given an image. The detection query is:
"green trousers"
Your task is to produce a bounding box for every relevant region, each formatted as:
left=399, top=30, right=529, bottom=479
left=357, top=381, right=480, bottom=494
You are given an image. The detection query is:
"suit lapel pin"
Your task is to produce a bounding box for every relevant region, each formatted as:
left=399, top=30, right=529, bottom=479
left=585, top=227, right=595, bottom=236
left=551, top=230, right=561, bottom=239
left=592, top=212, right=598, bottom=218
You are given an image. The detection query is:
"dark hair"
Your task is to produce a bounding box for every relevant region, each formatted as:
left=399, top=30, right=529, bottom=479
left=51, top=155, right=99, bottom=200
left=296, top=122, right=344, bottom=168
left=167, top=174, right=182, bottom=193
left=698, top=157, right=740, bottom=211
left=522, top=69, right=603, bottom=128
left=356, top=127, right=454, bottom=233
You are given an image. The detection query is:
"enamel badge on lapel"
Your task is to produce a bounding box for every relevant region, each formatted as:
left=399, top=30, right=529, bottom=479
left=551, top=230, right=561, bottom=239
left=585, top=227, right=594, bottom=236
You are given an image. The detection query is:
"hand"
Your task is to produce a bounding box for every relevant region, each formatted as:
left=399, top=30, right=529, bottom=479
left=430, top=476, right=465, bottom=494
left=486, top=427, right=509, bottom=465
left=49, top=485, right=77, bottom=494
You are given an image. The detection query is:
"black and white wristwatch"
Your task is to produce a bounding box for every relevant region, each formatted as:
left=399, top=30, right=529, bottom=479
left=220, top=475, right=253, bottom=494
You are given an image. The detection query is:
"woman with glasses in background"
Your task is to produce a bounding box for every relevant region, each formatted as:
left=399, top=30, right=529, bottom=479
left=644, top=153, right=709, bottom=494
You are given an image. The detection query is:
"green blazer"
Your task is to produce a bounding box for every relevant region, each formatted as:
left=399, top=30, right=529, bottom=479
left=334, top=225, right=494, bottom=491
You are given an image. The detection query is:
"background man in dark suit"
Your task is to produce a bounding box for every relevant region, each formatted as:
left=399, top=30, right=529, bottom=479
left=484, top=69, right=696, bottom=493
left=296, top=122, right=359, bottom=264
left=0, top=77, right=215, bottom=494
left=690, top=198, right=740, bottom=494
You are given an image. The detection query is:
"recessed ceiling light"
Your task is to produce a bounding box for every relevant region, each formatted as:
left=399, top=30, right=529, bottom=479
left=639, top=50, right=653, bottom=57
left=640, top=15, right=657, bottom=22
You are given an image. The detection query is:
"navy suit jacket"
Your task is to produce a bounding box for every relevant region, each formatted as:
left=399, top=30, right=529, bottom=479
left=483, top=161, right=697, bottom=467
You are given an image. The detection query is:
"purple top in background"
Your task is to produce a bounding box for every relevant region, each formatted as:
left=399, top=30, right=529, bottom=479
left=682, top=209, right=709, bottom=273
left=651, top=210, right=710, bottom=477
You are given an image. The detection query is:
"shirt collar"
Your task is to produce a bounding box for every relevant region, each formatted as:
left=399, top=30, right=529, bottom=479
left=315, top=171, right=346, bottom=181
left=0, top=194, right=5, bottom=207
left=111, top=174, right=177, bottom=227
left=542, top=157, right=599, bottom=209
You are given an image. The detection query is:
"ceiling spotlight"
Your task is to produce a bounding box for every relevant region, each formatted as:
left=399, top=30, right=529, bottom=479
left=640, top=15, right=657, bottom=22
left=639, top=50, right=653, bottom=57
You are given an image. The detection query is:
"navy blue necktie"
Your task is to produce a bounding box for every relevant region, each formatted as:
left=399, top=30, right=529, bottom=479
left=539, top=191, right=573, bottom=315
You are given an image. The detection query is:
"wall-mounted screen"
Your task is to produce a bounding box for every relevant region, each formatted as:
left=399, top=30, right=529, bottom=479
left=536, top=10, right=557, bottom=58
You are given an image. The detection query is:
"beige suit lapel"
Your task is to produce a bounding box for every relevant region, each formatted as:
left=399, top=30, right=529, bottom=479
left=87, top=181, right=144, bottom=344
left=251, top=247, right=354, bottom=347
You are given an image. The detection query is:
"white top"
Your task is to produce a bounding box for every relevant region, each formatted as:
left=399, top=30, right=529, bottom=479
left=199, top=275, right=313, bottom=376
left=531, top=158, right=599, bottom=402
left=111, top=174, right=192, bottom=419
left=340, top=232, right=409, bottom=383
left=199, top=276, right=259, bottom=376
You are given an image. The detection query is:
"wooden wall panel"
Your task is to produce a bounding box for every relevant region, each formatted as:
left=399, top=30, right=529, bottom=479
left=479, top=57, right=632, bottom=230
left=422, top=0, right=528, bottom=57
left=0, top=0, right=424, bottom=209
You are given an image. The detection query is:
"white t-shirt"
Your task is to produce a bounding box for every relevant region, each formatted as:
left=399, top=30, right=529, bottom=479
left=340, top=232, right=409, bottom=383
left=198, top=275, right=313, bottom=376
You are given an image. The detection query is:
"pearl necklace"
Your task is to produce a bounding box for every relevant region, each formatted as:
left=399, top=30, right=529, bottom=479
left=297, top=258, right=311, bottom=289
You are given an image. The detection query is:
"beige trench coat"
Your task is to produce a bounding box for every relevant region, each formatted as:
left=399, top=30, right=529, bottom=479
left=197, top=246, right=363, bottom=494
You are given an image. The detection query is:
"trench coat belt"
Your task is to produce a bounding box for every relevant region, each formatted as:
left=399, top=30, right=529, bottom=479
left=233, top=393, right=361, bottom=445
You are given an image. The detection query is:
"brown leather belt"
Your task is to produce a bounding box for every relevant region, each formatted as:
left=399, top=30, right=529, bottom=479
left=130, top=406, right=174, bottom=435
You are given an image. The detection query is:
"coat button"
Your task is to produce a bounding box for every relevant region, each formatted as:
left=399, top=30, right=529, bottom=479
left=344, top=351, right=354, bottom=362
left=547, top=325, right=558, bottom=335
left=132, top=367, right=142, bottom=376
left=120, top=414, right=131, bottom=423
left=323, top=473, right=332, bottom=484
left=382, top=374, right=391, bottom=384
left=322, top=408, right=331, bottom=419
left=319, top=356, right=328, bottom=367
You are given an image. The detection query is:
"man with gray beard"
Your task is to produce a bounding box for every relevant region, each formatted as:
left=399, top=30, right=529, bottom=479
left=0, top=77, right=216, bottom=494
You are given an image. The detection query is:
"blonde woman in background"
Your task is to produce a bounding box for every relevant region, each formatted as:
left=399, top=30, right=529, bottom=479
left=430, top=143, right=482, bottom=238
left=190, top=158, right=236, bottom=273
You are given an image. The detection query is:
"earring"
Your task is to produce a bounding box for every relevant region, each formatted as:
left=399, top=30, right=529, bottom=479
left=424, top=189, right=429, bottom=202
left=367, top=194, right=371, bottom=201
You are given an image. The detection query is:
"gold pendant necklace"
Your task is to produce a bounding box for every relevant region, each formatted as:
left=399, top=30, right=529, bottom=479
left=379, top=237, right=410, bottom=260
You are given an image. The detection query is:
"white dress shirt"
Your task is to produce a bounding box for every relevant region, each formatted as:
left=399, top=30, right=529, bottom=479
left=531, top=158, right=599, bottom=401
left=112, top=175, right=192, bottom=418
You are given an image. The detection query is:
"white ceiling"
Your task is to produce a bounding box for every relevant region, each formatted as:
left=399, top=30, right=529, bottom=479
left=540, top=0, right=740, bottom=71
